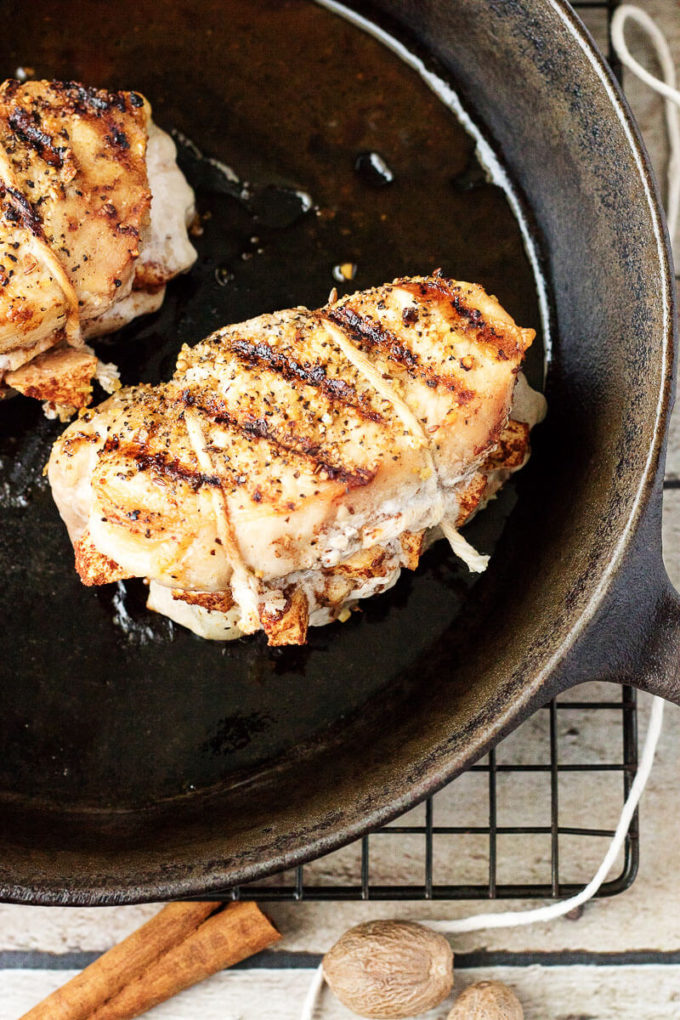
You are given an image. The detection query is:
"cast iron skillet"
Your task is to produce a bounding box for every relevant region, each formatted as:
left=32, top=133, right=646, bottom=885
left=0, top=0, right=678, bottom=905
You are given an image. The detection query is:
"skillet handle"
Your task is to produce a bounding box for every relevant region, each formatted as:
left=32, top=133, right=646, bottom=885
left=623, top=571, right=680, bottom=704
left=558, top=485, right=680, bottom=706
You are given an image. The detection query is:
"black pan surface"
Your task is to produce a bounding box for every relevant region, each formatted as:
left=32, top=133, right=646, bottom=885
left=0, top=0, right=541, bottom=809
left=0, top=0, right=674, bottom=903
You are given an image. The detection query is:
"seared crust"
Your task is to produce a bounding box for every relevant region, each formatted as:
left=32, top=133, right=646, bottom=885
left=395, top=276, right=534, bottom=362
left=74, top=528, right=133, bottom=586
left=454, top=473, right=489, bottom=528
left=399, top=530, right=426, bottom=571
left=484, top=418, right=530, bottom=471
left=171, top=588, right=236, bottom=613
left=0, top=184, right=79, bottom=364
left=454, top=418, right=531, bottom=527
left=6, top=344, right=98, bottom=410
left=261, top=588, right=309, bottom=646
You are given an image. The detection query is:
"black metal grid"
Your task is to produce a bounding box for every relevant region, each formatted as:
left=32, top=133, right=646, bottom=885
left=221, top=686, right=639, bottom=902
left=199, top=0, right=653, bottom=906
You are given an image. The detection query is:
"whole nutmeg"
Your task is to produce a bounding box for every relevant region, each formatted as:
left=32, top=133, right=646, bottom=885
left=448, top=980, right=523, bottom=1019
left=322, top=919, right=453, bottom=1019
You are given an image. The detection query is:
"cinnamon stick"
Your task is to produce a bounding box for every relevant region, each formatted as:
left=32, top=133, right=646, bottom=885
left=21, top=901, right=219, bottom=1020
left=20, top=900, right=280, bottom=1020
left=90, top=901, right=280, bottom=1019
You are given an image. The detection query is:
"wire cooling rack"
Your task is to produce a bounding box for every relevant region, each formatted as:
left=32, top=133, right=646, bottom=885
left=212, top=0, right=643, bottom=904
left=222, top=685, right=639, bottom=902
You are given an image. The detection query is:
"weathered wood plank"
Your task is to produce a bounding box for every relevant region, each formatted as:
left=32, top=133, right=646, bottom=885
left=5, top=965, right=680, bottom=1020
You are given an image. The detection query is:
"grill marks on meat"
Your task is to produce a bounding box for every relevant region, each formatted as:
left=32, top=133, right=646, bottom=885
left=326, top=304, right=422, bottom=376
left=398, top=276, right=525, bottom=361
left=7, top=106, right=68, bottom=168
left=227, top=336, right=385, bottom=423
left=0, top=80, right=151, bottom=314
left=180, top=389, right=378, bottom=489
left=112, top=441, right=222, bottom=494
left=171, top=306, right=409, bottom=508
left=3, top=182, right=47, bottom=238
left=0, top=79, right=196, bottom=413
left=48, top=275, right=542, bottom=645
left=0, top=79, right=149, bottom=408
left=326, top=303, right=476, bottom=400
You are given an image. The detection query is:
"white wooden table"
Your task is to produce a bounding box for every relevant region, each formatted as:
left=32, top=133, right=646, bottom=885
left=3, top=3, right=680, bottom=1017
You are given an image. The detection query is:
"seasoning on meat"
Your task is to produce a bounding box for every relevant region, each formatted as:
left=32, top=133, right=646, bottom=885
left=0, top=79, right=197, bottom=419
left=48, top=274, right=546, bottom=645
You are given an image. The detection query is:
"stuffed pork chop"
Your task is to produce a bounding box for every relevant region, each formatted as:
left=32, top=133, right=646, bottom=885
left=48, top=274, right=546, bottom=645
left=0, top=79, right=196, bottom=417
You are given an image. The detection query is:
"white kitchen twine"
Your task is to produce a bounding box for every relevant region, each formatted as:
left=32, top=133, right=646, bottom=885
left=301, top=9, right=676, bottom=1016
left=301, top=696, right=665, bottom=1018
left=611, top=5, right=680, bottom=257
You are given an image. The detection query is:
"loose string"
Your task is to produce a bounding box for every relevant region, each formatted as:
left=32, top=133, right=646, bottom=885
left=611, top=5, right=680, bottom=258
left=300, top=696, right=664, bottom=1018
left=300, top=962, right=326, bottom=1020
left=424, top=695, right=664, bottom=933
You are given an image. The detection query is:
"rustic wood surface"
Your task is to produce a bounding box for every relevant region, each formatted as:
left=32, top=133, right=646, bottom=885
left=3, top=3, right=680, bottom=1018
left=5, top=965, right=680, bottom=1020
